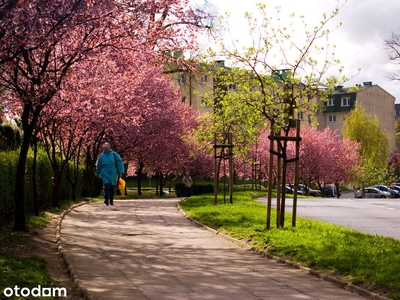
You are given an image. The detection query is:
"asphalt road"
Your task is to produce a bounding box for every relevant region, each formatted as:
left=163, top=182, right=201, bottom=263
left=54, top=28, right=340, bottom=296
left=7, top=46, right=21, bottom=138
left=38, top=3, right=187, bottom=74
left=257, top=192, right=400, bottom=240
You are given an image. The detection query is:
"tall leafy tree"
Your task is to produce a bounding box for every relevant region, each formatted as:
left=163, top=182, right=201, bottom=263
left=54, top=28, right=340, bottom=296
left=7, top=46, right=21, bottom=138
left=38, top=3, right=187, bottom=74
left=0, top=0, right=117, bottom=230
left=342, top=103, right=391, bottom=187
left=197, top=2, right=352, bottom=225
left=0, top=0, right=213, bottom=230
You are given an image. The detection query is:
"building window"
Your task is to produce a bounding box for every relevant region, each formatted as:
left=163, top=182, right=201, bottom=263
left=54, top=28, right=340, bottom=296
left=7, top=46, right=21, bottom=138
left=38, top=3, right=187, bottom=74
left=181, top=96, right=186, bottom=103
left=298, top=111, right=304, bottom=120
left=327, top=98, right=334, bottom=106
left=329, top=115, right=336, bottom=122
left=201, top=97, right=208, bottom=107
left=178, top=75, right=186, bottom=85
left=341, top=96, right=350, bottom=106
left=228, top=84, right=237, bottom=91
left=201, top=75, right=208, bottom=83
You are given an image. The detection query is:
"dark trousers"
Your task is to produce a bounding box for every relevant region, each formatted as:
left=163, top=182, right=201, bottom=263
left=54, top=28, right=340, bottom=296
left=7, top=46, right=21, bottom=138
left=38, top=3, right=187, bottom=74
left=184, top=186, right=192, bottom=197
left=104, top=183, right=115, bottom=203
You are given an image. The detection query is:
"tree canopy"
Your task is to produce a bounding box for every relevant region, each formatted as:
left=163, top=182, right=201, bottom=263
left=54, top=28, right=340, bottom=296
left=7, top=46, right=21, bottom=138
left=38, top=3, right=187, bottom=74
left=342, top=103, right=391, bottom=187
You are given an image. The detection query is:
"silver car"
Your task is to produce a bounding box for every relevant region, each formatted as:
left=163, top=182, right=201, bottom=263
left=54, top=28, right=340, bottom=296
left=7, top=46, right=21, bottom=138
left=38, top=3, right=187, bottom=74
left=355, top=187, right=389, bottom=198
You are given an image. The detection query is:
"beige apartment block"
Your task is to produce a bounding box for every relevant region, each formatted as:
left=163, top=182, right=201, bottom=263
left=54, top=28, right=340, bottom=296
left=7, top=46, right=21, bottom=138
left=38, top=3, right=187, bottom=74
left=167, top=59, right=396, bottom=155
left=317, top=82, right=396, bottom=154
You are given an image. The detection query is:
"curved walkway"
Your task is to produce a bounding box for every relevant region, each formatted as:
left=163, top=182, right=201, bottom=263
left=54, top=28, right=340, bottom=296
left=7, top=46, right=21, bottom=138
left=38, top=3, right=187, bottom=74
left=60, top=199, right=369, bottom=300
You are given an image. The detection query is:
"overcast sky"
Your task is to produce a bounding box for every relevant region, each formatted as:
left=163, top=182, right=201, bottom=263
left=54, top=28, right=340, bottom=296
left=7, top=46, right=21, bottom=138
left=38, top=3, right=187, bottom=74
left=197, top=0, right=400, bottom=103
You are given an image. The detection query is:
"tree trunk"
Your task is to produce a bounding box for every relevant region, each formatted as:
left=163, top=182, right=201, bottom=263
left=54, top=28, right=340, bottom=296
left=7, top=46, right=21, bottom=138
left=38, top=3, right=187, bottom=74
left=32, top=138, right=39, bottom=216
left=66, top=148, right=82, bottom=202
left=137, top=161, right=144, bottom=195
left=52, top=165, right=62, bottom=208
left=83, top=146, right=96, bottom=197
left=155, top=172, right=159, bottom=196
left=13, top=133, right=30, bottom=231
left=14, top=103, right=41, bottom=231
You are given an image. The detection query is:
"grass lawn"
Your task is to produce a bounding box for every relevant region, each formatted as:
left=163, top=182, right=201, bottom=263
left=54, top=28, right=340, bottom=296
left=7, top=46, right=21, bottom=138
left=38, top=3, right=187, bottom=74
left=0, top=198, right=95, bottom=300
left=0, top=222, right=53, bottom=299
left=180, top=191, right=400, bottom=299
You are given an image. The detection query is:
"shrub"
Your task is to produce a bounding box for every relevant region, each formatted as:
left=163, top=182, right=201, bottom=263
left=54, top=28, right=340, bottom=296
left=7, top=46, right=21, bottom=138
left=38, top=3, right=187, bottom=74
left=175, top=183, right=185, bottom=197
left=192, top=183, right=214, bottom=195
left=0, top=148, right=90, bottom=223
left=0, top=150, right=18, bottom=220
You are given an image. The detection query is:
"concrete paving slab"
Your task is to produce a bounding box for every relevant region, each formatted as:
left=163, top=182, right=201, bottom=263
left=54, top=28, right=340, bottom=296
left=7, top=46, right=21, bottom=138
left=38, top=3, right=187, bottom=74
left=60, top=198, right=371, bottom=300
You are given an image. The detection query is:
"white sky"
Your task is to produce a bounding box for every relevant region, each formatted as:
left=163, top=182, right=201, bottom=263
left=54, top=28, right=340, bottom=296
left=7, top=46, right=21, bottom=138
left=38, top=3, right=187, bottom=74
left=195, top=0, right=400, bottom=103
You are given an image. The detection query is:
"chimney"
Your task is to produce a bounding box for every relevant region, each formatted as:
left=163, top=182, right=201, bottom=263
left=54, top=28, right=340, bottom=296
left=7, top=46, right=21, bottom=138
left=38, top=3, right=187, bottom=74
left=363, top=81, right=372, bottom=87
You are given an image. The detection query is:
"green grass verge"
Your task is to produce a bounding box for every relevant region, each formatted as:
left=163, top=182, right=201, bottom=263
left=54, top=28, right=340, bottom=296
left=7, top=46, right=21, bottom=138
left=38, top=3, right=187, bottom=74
left=0, top=256, right=53, bottom=299
left=0, top=197, right=95, bottom=300
left=179, top=192, right=400, bottom=299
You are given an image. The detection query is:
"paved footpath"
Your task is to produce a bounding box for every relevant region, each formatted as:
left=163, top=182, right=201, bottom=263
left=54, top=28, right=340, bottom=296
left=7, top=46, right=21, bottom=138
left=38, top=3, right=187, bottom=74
left=60, top=199, right=368, bottom=300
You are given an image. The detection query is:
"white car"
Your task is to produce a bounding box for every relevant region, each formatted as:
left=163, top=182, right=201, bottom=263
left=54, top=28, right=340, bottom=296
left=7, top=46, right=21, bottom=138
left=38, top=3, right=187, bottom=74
left=355, top=187, right=389, bottom=198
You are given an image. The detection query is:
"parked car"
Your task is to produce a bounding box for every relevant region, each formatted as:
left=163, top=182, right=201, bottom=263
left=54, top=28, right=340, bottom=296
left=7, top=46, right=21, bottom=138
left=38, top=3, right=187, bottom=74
left=355, top=187, right=388, bottom=198
left=276, top=185, right=294, bottom=194
left=287, top=184, right=321, bottom=197
left=374, top=185, right=400, bottom=198
left=392, top=185, right=400, bottom=193
left=286, top=184, right=304, bottom=195
left=391, top=189, right=400, bottom=198
left=323, top=184, right=341, bottom=197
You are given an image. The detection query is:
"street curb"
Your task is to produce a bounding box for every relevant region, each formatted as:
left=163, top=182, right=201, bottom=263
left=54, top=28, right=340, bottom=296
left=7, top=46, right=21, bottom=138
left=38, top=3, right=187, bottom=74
left=177, top=203, right=390, bottom=300
left=56, top=201, right=95, bottom=300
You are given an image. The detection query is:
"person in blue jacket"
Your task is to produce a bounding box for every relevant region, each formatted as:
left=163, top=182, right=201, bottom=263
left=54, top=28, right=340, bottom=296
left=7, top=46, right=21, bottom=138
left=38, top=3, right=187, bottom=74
left=96, top=142, right=124, bottom=206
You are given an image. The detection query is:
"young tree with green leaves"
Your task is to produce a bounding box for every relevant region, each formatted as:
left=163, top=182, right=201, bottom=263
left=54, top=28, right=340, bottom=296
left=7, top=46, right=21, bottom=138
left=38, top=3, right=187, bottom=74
left=196, top=2, right=354, bottom=227
left=342, top=103, right=392, bottom=188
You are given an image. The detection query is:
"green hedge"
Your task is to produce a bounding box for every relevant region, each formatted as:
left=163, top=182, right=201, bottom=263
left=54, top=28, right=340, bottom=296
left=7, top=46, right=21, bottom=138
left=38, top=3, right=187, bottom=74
left=0, top=149, right=97, bottom=222
left=174, top=181, right=267, bottom=198
left=175, top=183, right=185, bottom=197
left=175, top=183, right=215, bottom=197
left=193, top=183, right=214, bottom=195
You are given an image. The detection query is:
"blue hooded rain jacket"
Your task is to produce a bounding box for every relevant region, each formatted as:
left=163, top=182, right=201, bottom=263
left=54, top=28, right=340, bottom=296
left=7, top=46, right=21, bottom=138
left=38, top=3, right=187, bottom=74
left=96, top=150, right=124, bottom=186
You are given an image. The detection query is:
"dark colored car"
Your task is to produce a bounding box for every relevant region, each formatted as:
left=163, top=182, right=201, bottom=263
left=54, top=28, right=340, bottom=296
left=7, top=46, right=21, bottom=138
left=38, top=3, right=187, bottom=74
left=323, top=184, right=341, bottom=197
left=287, top=184, right=321, bottom=197
left=276, top=185, right=294, bottom=194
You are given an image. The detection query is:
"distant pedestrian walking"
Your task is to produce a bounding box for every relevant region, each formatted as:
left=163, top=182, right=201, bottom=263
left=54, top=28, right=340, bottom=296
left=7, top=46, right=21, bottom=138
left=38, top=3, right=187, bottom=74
left=96, top=143, right=124, bottom=206
left=183, top=171, right=193, bottom=197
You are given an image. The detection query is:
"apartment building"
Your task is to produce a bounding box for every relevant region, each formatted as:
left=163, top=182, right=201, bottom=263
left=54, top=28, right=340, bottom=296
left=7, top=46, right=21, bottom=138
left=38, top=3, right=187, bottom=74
left=167, top=57, right=396, bottom=154
left=317, top=82, right=396, bottom=153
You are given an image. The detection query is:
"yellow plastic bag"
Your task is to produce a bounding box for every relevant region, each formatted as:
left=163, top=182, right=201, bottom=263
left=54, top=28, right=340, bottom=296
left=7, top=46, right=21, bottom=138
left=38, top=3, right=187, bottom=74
left=118, top=178, right=126, bottom=196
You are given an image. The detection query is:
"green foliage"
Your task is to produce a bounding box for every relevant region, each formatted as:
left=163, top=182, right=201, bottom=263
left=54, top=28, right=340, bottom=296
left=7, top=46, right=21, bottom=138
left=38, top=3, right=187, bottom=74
left=0, top=123, right=21, bottom=151
left=0, top=256, right=53, bottom=295
left=0, top=150, right=19, bottom=221
left=192, top=183, right=214, bottom=195
left=25, top=213, right=50, bottom=229
left=191, top=65, right=265, bottom=163
left=0, top=148, right=90, bottom=223
left=343, top=103, right=392, bottom=187
left=175, top=183, right=185, bottom=197
left=180, top=193, right=400, bottom=298
left=204, top=2, right=353, bottom=135
left=396, top=118, right=400, bottom=153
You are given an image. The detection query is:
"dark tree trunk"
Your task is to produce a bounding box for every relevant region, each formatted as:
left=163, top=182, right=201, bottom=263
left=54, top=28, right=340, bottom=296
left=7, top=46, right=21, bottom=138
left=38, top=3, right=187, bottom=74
left=52, top=165, right=62, bottom=208
left=14, top=133, right=30, bottom=231
left=155, top=172, right=159, bottom=196
left=32, top=138, right=39, bottom=216
left=66, top=146, right=82, bottom=202
left=83, top=147, right=94, bottom=197
left=14, top=104, right=40, bottom=231
left=137, top=161, right=144, bottom=195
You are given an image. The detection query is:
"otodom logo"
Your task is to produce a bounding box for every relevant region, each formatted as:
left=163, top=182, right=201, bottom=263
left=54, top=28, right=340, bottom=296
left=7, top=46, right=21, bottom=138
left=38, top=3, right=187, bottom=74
left=2, top=285, right=67, bottom=298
